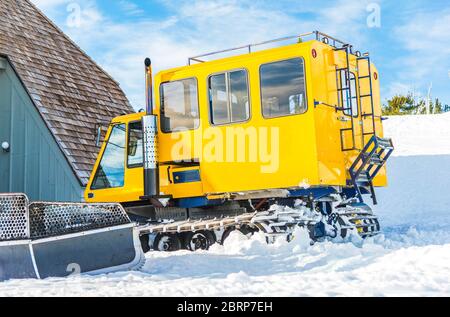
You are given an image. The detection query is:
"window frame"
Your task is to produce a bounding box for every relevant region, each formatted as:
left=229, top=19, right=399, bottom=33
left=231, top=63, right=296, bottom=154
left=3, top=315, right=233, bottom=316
left=259, top=57, right=308, bottom=120
left=340, top=71, right=359, bottom=118
left=127, top=120, right=144, bottom=169
left=90, top=123, right=127, bottom=190
left=207, top=68, right=252, bottom=127
left=159, top=77, right=201, bottom=134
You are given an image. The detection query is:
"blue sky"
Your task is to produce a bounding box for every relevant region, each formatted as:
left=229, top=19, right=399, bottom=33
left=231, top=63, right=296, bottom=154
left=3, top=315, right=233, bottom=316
left=32, top=0, right=450, bottom=109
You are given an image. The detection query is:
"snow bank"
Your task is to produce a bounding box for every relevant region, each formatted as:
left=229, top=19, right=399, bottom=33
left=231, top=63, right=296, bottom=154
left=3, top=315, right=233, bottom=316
left=1, top=228, right=448, bottom=297
left=375, top=155, right=450, bottom=231
left=375, top=113, right=450, bottom=231
left=384, top=112, right=450, bottom=157
left=0, top=114, right=449, bottom=297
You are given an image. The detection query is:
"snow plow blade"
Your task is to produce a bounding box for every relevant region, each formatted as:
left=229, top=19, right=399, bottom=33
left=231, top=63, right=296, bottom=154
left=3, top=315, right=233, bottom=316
left=0, top=194, right=145, bottom=282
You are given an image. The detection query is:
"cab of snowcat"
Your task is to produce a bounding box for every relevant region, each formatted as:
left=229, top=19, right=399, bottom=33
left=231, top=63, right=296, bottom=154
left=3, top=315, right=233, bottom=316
left=85, top=32, right=387, bottom=206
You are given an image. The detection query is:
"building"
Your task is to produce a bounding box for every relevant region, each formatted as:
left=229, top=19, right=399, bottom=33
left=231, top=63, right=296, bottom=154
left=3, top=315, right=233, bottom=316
left=0, top=0, right=134, bottom=201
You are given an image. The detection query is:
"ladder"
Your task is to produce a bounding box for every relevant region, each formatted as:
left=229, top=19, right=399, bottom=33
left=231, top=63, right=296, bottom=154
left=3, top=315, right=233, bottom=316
left=335, top=48, right=394, bottom=204
left=357, top=55, right=377, bottom=145
left=335, top=44, right=357, bottom=151
left=348, top=136, right=394, bottom=204
left=336, top=49, right=379, bottom=150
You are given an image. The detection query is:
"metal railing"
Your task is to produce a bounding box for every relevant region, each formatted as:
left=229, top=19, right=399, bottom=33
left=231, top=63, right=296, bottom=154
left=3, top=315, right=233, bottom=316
left=188, top=31, right=350, bottom=65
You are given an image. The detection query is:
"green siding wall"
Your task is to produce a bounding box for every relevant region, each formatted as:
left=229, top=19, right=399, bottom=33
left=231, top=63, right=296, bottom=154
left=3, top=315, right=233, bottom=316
left=0, top=60, right=83, bottom=202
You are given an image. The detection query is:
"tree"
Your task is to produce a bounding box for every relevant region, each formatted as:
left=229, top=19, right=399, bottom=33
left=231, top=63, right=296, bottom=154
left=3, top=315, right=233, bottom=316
left=433, top=98, right=443, bottom=114
left=383, top=94, right=444, bottom=115
left=382, top=94, right=416, bottom=115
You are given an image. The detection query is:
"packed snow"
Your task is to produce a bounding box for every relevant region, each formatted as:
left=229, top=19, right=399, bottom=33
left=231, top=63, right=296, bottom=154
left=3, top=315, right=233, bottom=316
left=0, top=114, right=449, bottom=297
left=383, top=113, right=450, bottom=157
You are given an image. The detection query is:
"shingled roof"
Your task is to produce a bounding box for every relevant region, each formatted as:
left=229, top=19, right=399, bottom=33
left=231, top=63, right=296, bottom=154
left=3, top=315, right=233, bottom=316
left=0, top=0, right=134, bottom=186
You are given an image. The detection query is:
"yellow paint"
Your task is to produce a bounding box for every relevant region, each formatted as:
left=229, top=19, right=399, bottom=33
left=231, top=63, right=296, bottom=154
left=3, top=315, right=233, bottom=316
left=85, top=39, right=388, bottom=203
left=165, top=166, right=203, bottom=199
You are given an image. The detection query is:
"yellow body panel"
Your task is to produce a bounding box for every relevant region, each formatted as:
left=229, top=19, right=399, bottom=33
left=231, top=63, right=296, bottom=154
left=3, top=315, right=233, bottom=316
left=162, top=166, right=203, bottom=199
left=309, top=42, right=387, bottom=187
left=85, top=39, right=387, bottom=203
left=155, top=43, right=320, bottom=196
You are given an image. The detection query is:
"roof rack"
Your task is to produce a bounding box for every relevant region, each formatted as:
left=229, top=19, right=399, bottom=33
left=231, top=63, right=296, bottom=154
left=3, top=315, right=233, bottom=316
left=188, top=31, right=351, bottom=65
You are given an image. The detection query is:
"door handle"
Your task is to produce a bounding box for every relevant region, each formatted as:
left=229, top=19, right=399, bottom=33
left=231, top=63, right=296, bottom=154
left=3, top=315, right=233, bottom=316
left=1, top=141, right=9, bottom=153
left=337, top=116, right=351, bottom=122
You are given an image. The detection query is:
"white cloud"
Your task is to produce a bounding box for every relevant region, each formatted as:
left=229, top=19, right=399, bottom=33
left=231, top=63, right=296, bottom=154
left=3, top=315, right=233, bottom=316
left=315, top=0, right=371, bottom=40
left=385, top=82, right=414, bottom=100
left=32, top=0, right=379, bottom=109
left=118, top=0, right=144, bottom=17
left=392, top=9, right=450, bottom=96
left=31, top=0, right=69, bottom=8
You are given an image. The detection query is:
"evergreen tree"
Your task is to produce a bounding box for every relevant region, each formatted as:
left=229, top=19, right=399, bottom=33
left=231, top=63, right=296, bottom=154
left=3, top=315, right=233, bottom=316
left=383, top=94, right=415, bottom=115
left=383, top=94, right=444, bottom=115
left=433, top=98, right=443, bottom=114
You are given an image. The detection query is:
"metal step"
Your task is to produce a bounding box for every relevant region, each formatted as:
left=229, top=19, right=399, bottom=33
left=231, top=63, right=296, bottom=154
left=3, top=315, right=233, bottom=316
left=348, top=135, right=394, bottom=204
left=376, top=137, right=393, bottom=150
left=370, top=156, right=384, bottom=166
left=357, top=174, right=369, bottom=182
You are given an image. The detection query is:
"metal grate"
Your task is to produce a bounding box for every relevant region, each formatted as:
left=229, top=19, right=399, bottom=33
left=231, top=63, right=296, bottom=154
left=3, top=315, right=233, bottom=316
left=29, top=202, right=131, bottom=239
left=0, top=194, right=29, bottom=241
left=143, top=115, right=158, bottom=169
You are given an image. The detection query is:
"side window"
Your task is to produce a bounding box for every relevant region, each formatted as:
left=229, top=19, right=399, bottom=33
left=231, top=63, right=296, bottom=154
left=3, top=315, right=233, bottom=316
left=260, top=58, right=307, bottom=118
left=341, top=72, right=359, bottom=117
left=209, top=70, right=250, bottom=125
left=91, top=124, right=126, bottom=190
left=161, top=78, right=200, bottom=133
left=209, top=74, right=229, bottom=125
left=128, top=121, right=143, bottom=167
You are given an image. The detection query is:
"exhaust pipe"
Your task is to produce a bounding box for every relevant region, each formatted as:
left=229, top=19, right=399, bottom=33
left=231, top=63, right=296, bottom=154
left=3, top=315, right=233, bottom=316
left=142, top=58, right=159, bottom=199
left=145, top=58, right=153, bottom=115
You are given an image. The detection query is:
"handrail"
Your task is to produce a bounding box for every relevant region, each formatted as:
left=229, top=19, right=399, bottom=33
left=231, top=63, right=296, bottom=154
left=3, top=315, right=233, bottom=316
left=187, top=31, right=350, bottom=65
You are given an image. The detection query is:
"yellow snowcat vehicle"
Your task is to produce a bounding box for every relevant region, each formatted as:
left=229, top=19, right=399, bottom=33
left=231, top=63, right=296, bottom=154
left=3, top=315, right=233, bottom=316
left=85, top=31, right=394, bottom=252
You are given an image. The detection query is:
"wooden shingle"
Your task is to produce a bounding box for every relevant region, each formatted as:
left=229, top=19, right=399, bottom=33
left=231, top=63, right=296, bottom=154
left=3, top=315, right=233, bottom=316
left=0, top=0, right=134, bottom=186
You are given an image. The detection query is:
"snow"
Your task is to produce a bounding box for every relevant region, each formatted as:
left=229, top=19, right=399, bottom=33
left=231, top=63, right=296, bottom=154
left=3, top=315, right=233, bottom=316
left=384, top=112, right=450, bottom=157
left=1, top=114, right=449, bottom=297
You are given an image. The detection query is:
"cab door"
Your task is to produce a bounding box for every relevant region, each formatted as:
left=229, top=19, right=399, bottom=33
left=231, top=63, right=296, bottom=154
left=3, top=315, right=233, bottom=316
left=85, top=123, right=128, bottom=202
left=156, top=76, right=204, bottom=199
left=85, top=117, right=147, bottom=203
left=124, top=120, right=145, bottom=201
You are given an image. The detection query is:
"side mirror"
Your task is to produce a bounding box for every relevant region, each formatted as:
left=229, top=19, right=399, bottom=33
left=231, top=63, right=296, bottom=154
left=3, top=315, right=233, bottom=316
left=95, top=125, right=102, bottom=147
